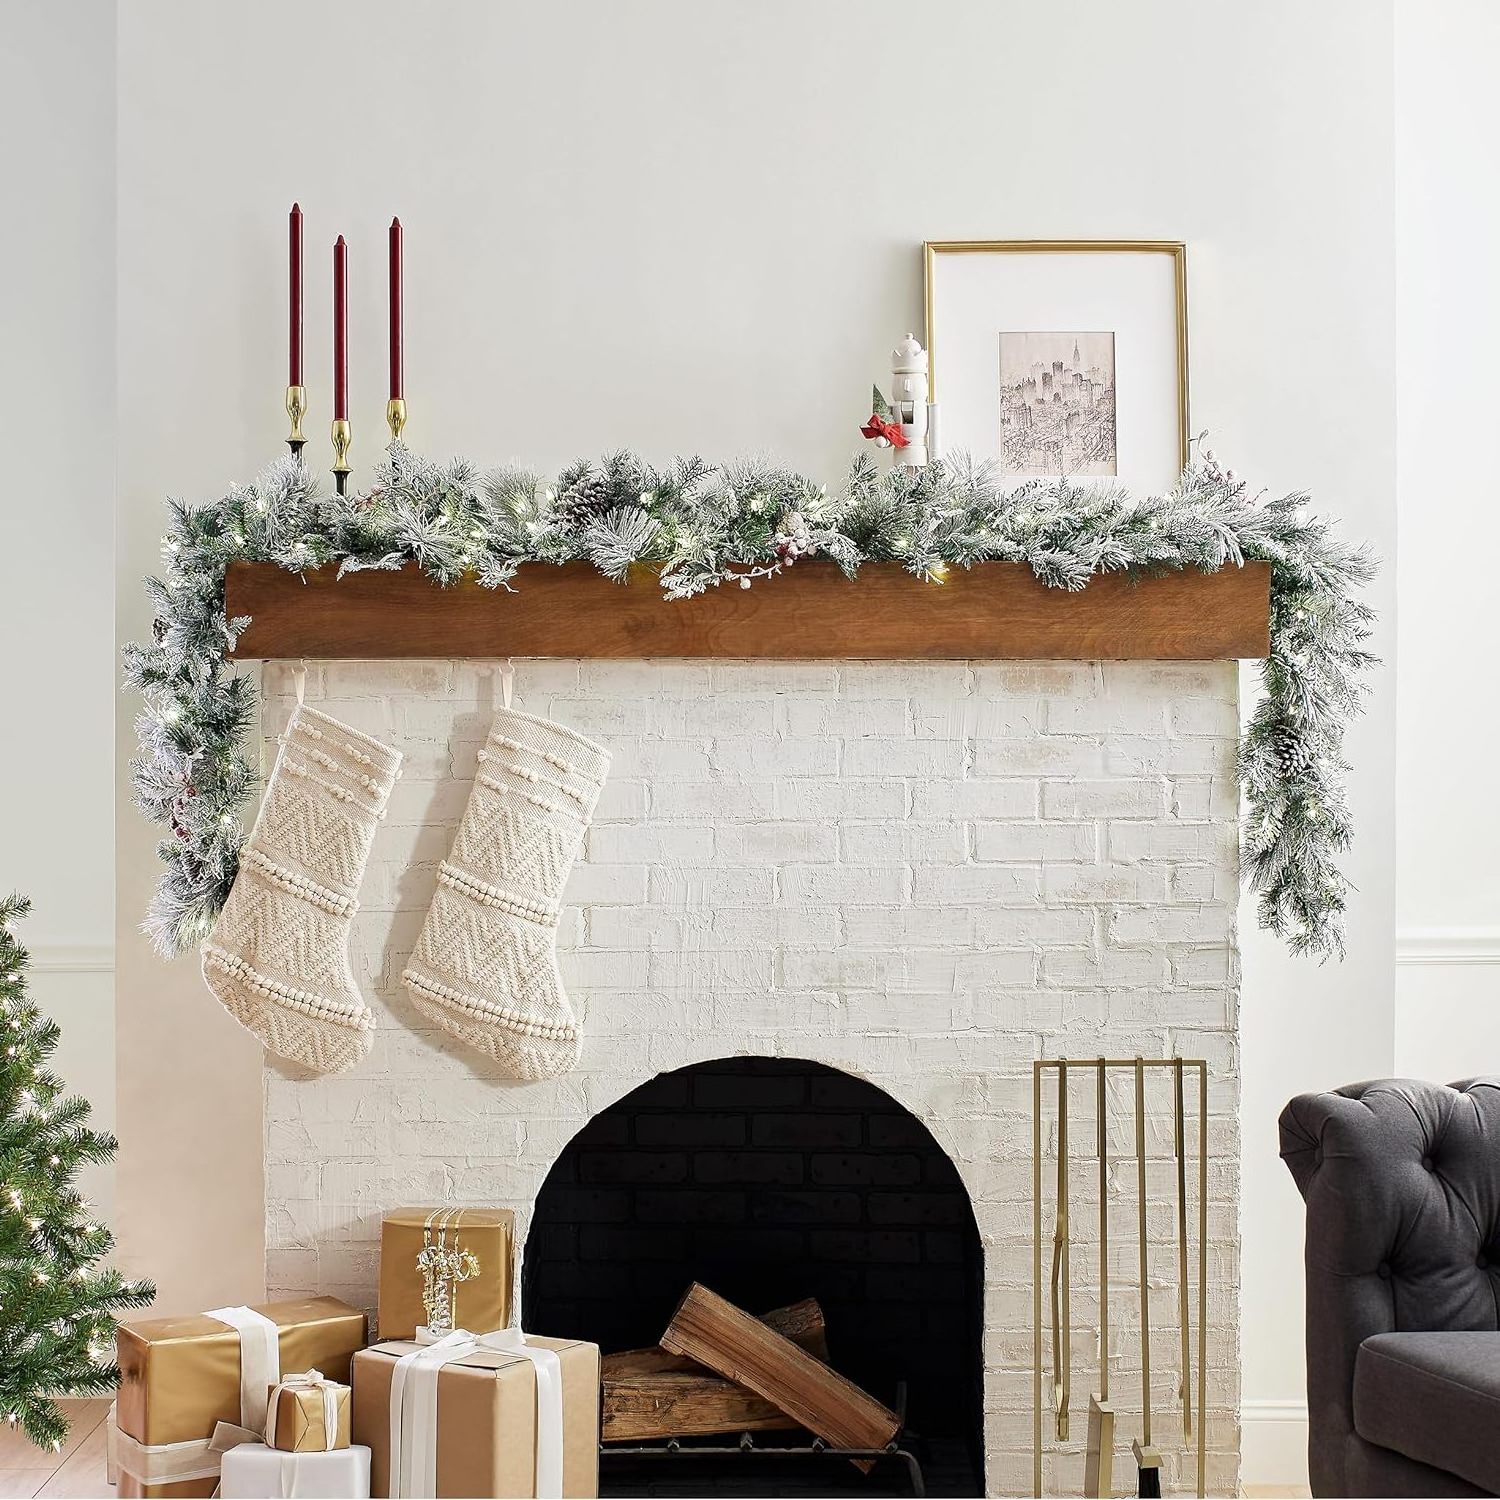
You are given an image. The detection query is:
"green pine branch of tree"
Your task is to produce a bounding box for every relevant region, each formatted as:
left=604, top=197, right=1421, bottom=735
left=0, top=894, right=153, bottom=1453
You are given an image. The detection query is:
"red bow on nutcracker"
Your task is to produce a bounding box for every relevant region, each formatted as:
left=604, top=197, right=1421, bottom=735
left=859, top=412, right=910, bottom=448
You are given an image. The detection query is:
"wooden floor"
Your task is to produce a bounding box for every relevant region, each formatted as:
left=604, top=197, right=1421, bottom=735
left=0, top=1400, right=111, bottom=1499
left=0, top=1400, right=1311, bottom=1499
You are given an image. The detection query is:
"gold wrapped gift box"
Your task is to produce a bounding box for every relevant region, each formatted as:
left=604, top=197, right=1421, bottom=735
left=378, top=1206, right=514, bottom=1340
left=352, top=1336, right=599, bottom=1499
left=113, top=1296, right=366, bottom=1498
left=266, top=1377, right=352, bottom=1453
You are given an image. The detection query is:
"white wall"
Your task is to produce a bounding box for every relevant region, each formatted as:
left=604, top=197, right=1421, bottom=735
left=106, top=0, right=1399, bottom=1479
left=0, top=0, right=117, bottom=1219
left=1394, top=0, right=1500, bottom=1082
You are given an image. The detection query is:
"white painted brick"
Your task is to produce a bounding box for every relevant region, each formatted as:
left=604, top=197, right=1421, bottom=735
left=603, top=742, right=712, bottom=780
left=842, top=739, right=966, bottom=778
left=1042, top=778, right=1165, bottom=820
left=547, top=697, right=656, bottom=737
left=1046, top=694, right=1167, bottom=735
left=452, top=659, right=581, bottom=699
left=1103, top=661, right=1236, bottom=702
left=971, top=907, right=1095, bottom=947
left=785, top=698, right=907, bottom=738
left=912, top=866, right=1039, bottom=907
left=400, top=701, right=490, bottom=742
left=323, top=661, right=453, bottom=699
left=973, top=662, right=1098, bottom=698
left=1172, top=697, right=1242, bottom=736
left=1110, top=906, right=1232, bottom=945
left=1170, top=775, right=1241, bottom=820
left=1105, top=735, right=1234, bottom=776
left=595, top=779, right=648, bottom=820
left=652, top=780, right=777, bottom=819
left=911, top=696, right=1044, bottom=739
left=715, top=821, right=839, bottom=863
left=971, top=735, right=1107, bottom=777
left=589, top=824, right=713, bottom=863
left=776, top=779, right=906, bottom=819
left=839, top=661, right=968, bottom=697
left=780, top=864, right=906, bottom=904
left=264, top=657, right=1241, bottom=1499
left=1107, top=821, right=1233, bottom=863
left=655, top=697, right=777, bottom=738
left=1042, top=864, right=1169, bottom=905
left=579, top=660, right=710, bottom=695
left=708, top=737, right=838, bottom=777
left=974, top=821, right=1097, bottom=863
left=564, top=863, right=648, bottom=905
left=840, top=821, right=968, bottom=865
left=910, top=779, right=1039, bottom=820
left=649, top=866, right=775, bottom=907
left=709, top=661, right=840, bottom=694
left=648, top=949, right=776, bottom=990
left=842, top=906, right=973, bottom=948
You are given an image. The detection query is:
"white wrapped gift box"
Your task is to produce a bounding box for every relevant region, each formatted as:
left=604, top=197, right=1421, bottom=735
left=219, top=1441, right=371, bottom=1500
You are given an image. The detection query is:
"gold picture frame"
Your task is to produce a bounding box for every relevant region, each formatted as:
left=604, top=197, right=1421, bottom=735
left=923, top=240, right=1190, bottom=477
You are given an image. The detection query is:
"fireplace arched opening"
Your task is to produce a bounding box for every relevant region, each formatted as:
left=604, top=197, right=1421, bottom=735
left=522, top=1055, right=984, bottom=1495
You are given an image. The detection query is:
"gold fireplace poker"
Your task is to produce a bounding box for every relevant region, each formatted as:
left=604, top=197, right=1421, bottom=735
left=1049, top=1060, right=1071, bottom=1441
left=1084, top=1058, right=1115, bottom=1500
left=1033, top=1057, right=1210, bottom=1500
left=1133, top=1057, right=1163, bottom=1498
left=1175, top=1058, right=1193, bottom=1442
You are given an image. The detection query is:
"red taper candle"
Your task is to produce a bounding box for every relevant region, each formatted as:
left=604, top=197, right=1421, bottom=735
left=388, top=217, right=404, bottom=401
left=288, top=203, right=303, bottom=386
left=332, top=235, right=348, bottom=421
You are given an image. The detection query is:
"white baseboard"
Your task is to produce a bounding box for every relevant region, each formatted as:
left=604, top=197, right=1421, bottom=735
left=1241, top=1400, right=1308, bottom=1489
left=1396, top=927, right=1500, bottom=966
left=28, top=945, right=115, bottom=974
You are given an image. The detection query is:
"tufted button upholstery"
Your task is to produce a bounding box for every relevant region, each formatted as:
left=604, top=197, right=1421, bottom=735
left=1280, top=1077, right=1500, bottom=1497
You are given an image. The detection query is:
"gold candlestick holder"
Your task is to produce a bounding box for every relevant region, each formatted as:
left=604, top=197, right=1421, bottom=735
left=386, top=398, right=407, bottom=446
left=331, top=418, right=352, bottom=497
left=285, top=385, right=307, bottom=460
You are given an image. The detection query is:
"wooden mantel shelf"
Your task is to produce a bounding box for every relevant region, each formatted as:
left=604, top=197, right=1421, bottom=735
left=224, top=559, right=1271, bottom=662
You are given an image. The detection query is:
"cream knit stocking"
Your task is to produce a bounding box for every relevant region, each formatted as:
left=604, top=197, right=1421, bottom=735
left=202, top=703, right=402, bottom=1075
left=403, top=705, right=609, bottom=1081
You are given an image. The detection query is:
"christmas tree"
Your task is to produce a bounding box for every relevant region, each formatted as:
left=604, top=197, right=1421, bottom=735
left=0, top=893, right=153, bottom=1451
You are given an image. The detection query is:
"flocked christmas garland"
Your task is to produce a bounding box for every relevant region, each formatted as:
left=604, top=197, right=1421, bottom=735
left=125, top=443, right=1375, bottom=962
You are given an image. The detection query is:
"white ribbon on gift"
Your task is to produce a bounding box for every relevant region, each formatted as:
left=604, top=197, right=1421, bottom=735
left=264, top=1369, right=344, bottom=1452
left=108, top=1305, right=283, bottom=1487
left=387, top=1328, right=563, bottom=1500
left=207, top=1304, right=283, bottom=1440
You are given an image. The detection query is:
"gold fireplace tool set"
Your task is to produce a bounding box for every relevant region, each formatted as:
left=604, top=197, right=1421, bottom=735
left=1033, top=1057, right=1209, bottom=1499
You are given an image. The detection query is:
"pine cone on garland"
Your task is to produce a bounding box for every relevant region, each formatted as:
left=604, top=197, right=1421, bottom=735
left=553, top=471, right=617, bottom=531
left=1270, top=728, right=1314, bottom=776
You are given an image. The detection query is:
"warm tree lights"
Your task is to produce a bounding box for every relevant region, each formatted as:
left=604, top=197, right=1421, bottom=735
left=0, top=894, right=154, bottom=1451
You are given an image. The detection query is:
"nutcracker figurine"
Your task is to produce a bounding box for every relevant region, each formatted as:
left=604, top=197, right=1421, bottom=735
left=889, top=333, right=929, bottom=467
left=860, top=333, right=935, bottom=467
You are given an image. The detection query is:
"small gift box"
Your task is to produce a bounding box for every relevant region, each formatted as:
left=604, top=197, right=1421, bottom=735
left=378, top=1207, right=514, bottom=1340
left=111, top=1297, right=366, bottom=1498
left=265, top=1371, right=352, bottom=1452
left=219, top=1442, right=371, bottom=1500
left=352, top=1330, right=599, bottom=1498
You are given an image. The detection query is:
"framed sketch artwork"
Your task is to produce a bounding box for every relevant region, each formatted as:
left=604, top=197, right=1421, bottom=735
left=923, top=241, right=1188, bottom=493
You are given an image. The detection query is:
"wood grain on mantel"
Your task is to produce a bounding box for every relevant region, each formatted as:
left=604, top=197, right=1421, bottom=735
left=224, top=559, right=1271, bottom=661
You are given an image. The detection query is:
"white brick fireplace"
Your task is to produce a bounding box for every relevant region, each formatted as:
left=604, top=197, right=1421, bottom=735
left=260, top=655, right=1242, bottom=1497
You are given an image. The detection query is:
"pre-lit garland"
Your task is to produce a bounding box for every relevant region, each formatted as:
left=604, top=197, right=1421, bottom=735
left=125, top=443, right=1375, bottom=961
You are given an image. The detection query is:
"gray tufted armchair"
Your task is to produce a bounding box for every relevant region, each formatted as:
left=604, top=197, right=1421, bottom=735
left=1280, top=1078, right=1500, bottom=1498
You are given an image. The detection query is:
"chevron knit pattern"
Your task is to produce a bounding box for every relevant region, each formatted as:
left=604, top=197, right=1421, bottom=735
left=202, top=704, right=401, bottom=1074
left=403, top=705, right=609, bottom=1081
